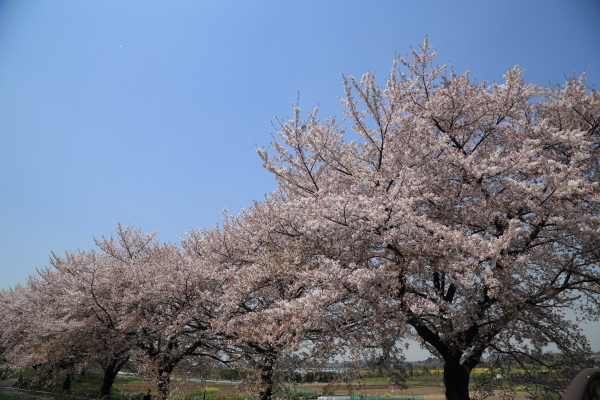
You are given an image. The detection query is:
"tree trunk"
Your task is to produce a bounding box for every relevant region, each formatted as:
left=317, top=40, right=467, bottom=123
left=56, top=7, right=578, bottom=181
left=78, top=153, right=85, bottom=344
left=156, top=365, right=173, bottom=400
left=62, top=373, right=72, bottom=391
left=100, top=357, right=129, bottom=396
left=259, top=362, right=275, bottom=400
left=100, top=370, right=118, bottom=397
left=442, top=358, right=471, bottom=400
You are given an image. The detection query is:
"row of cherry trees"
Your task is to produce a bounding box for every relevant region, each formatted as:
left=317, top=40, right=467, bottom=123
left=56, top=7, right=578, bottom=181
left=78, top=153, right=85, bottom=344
left=2, top=39, right=599, bottom=400
left=0, top=222, right=340, bottom=400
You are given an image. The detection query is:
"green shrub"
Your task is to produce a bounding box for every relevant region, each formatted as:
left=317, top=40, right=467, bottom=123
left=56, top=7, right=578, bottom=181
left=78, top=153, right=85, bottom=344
left=219, top=370, right=239, bottom=381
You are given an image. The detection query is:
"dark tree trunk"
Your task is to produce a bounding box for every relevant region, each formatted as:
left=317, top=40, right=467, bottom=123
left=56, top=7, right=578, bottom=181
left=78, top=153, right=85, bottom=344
left=259, top=357, right=276, bottom=400
left=100, top=370, right=118, bottom=397
left=408, top=314, right=484, bottom=400
left=62, top=373, right=72, bottom=391
left=100, top=357, right=130, bottom=396
left=442, top=358, right=471, bottom=400
left=156, top=365, right=174, bottom=400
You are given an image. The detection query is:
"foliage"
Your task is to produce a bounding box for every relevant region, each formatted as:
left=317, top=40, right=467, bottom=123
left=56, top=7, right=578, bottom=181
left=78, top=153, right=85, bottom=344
left=255, top=37, right=599, bottom=400
left=219, top=369, right=239, bottom=381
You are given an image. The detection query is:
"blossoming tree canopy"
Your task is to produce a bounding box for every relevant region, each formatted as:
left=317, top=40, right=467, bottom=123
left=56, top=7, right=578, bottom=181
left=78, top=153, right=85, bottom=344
left=183, top=207, right=344, bottom=400
left=258, top=38, right=600, bottom=400
left=28, top=225, right=231, bottom=400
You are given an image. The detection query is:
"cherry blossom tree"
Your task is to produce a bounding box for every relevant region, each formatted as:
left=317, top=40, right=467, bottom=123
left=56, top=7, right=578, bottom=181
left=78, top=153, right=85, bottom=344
left=183, top=206, right=341, bottom=400
left=86, top=225, right=230, bottom=400
left=0, top=284, right=47, bottom=377
left=2, top=225, right=228, bottom=400
left=0, top=254, right=134, bottom=394
left=35, top=257, right=134, bottom=396
left=257, top=38, right=600, bottom=400
left=0, top=276, right=90, bottom=390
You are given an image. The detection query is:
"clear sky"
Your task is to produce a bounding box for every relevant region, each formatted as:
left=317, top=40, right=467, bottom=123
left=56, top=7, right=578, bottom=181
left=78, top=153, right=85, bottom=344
left=1, top=0, right=599, bottom=361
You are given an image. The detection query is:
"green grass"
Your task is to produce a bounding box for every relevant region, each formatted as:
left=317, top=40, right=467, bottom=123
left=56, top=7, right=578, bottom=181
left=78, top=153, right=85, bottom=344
left=531, top=394, right=561, bottom=400
left=218, top=395, right=259, bottom=400
left=71, top=372, right=143, bottom=394
left=351, top=377, right=390, bottom=384
left=4, top=367, right=34, bottom=380
left=9, top=371, right=145, bottom=398
left=69, top=373, right=106, bottom=392
left=352, top=375, right=445, bottom=386
left=170, top=389, right=219, bottom=400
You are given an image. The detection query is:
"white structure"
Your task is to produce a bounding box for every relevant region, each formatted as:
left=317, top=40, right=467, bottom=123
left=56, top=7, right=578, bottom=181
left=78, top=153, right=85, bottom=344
left=318, top=397, right=350, bottom=400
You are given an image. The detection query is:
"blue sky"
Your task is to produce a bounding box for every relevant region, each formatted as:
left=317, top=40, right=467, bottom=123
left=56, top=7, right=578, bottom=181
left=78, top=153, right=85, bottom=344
left=1, top=0, right=599, bottom=360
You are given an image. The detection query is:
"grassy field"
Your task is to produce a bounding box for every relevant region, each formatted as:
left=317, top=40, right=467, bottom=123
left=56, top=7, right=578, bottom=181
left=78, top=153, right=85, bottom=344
left=0, top=368, right=562, bottom=400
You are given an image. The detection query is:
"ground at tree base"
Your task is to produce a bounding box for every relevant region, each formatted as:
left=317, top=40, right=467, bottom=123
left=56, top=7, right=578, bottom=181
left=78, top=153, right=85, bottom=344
left=403, top=386, right=531, bottom=400
left=116, top=381, right=544, bottom=400
left=296, top=383, right=534, bottom=400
